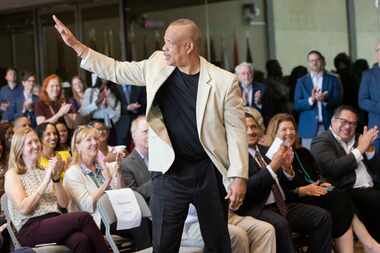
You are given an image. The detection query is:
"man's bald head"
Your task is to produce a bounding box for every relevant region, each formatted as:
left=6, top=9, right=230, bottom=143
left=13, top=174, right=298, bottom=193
left=168, top=18, right=201, bottom=52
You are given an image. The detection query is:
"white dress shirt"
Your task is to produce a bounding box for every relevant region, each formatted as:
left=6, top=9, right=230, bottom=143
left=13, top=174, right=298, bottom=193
left=330, top=128, right=374, bottom=188
left=310, top=72, right=323, bottom=122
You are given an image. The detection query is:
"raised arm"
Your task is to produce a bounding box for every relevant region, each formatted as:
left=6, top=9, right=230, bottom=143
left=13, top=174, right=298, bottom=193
left=53, top=15, right=147, bottom=86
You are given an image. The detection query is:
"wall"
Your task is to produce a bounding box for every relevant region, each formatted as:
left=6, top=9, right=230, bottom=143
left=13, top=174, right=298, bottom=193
left=273, top=0, right=349, bottom=74
left=141, top=0, right=268, bottom=72
left=355, top=0, right=380, bottom=66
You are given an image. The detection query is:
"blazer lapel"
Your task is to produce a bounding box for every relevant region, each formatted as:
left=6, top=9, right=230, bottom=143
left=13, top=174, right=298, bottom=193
left=146, top=65, right=175, bottom=117
left=306, top=74, right=314, bottom=94
left=322, top=72, right=328, bottom=92
left=196, top=57, right=212, bottom=136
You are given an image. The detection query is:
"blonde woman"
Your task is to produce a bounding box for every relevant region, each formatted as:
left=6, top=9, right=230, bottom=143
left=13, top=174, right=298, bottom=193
left=63, top=126, right=151, bottom=251
left=4, top=127, right=108, bottom=252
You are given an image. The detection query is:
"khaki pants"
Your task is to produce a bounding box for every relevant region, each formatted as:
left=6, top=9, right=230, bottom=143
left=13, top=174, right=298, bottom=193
left=182, top=213, right=276, bottom=253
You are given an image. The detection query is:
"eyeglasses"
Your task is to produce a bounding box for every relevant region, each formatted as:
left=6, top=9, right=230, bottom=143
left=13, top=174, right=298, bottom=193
left=335, top=117, right=357, bottom=127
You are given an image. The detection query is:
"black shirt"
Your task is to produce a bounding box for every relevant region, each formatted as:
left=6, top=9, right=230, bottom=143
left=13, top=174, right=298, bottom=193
left=155, top=68, right=212, bottom=176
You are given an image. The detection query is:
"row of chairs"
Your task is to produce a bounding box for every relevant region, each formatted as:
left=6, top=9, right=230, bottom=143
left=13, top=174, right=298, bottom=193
left=0, top=192, right=150, bottom=253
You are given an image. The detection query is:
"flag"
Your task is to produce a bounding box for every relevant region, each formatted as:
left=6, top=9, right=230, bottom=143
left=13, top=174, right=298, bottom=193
left=246, top=35, right=253, bottom=63
left=210, top=37, right=216, bottom=63
left=233, top=33, right=240, bottom=68
left=220, top=37, right=230, bottom=71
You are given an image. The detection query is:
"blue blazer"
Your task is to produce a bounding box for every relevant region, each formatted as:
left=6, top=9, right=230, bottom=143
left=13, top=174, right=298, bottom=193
left=359, top=67, right=380, bottom=132
left=294, top=72, right=342, bottom=138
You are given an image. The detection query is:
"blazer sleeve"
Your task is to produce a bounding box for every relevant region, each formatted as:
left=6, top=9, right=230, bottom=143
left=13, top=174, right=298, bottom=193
left=310, top=134, right=357, bottom=181
left=358, top=71, right=380, bottom=114
left=63, top=166, right=96, bottom=214
left=224, top=78, right=248, bottom=179
left=121, top=159, right=152, bottom=200
left=294, top=79, right=313, bottom=112
left=80, top=48, right=150, bottom=86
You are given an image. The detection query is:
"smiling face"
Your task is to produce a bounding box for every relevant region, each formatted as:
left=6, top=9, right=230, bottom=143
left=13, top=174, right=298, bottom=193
left=46, top=78, right=61, bottom=101
left=162, top=25, right=188, bottom=66
left=77, top=131, right=98, bottom=159
left=72, top=77, right=84, bottom=94
left=22, top=75, right=36, bottom=93
left=308, top=52, right=323, bottom=73
left=22, top=131, right=41, bottom=163
left=245, top=116, right=262, bottom=147
left=56, top=123, right=68, bottom=145
left=237, top=65, right=254, bottom=86
left=331, top=109, right=357, bottom=142
left=42, top=124, right=58, bottom=150
left=275, top=120, right=297, bottom=147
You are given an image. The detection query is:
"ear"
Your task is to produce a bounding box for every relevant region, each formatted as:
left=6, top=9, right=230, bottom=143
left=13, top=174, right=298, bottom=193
left=185, top=41, right=194, bottom=55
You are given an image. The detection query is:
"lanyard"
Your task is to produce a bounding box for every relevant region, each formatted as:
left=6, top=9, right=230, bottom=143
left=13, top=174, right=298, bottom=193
left=294, top=152, right=315, bottom=184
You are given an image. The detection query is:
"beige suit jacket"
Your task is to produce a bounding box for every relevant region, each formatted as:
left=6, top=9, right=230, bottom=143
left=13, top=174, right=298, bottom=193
left=81, top=50, right=248, bottom=187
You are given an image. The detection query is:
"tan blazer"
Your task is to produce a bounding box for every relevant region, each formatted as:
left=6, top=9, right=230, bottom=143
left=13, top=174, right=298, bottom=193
left=81, top=50, right=248, bottom=187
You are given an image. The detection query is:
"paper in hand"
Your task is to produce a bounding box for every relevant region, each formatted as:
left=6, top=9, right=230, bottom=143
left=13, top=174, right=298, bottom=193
left=265, top=137, right=288, bottom=160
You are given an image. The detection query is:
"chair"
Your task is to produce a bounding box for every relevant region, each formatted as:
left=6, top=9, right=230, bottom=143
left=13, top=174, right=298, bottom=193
left=0, top=194, right=71, bottom=253
left=97, top=191, right=152, bottom=253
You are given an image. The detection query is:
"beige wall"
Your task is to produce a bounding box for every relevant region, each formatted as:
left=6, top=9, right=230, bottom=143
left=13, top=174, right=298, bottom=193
left=144, top=0, right=268, bottom=72
left=273, top=0, right=349, bottom=74
left=355, top=0, right=380, bottom=66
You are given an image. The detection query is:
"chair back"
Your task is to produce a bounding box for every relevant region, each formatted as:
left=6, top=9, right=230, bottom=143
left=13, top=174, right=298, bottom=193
left=1, top=193, right=21, bottom=248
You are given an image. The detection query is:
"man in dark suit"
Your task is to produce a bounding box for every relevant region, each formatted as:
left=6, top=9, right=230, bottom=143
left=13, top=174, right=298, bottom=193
left=236, top=62, right=273, bottom=125
left=121, top=116, right=152, bottom=202
left=359, top=42, right=380, bottom=154
left=238, top=112, right=332, bottom=253
left=311, top=105, right=380, bottom=241
left=111, top=83, right=146, bottom=146
left=294, top=50, right=342, bottom=149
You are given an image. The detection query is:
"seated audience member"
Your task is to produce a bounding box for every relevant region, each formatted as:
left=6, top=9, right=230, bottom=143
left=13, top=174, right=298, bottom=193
left=79, top=78, right=121, bottom=130
left=69, top=75, right=85, bottom=112
left=182, top=204, right=276, bottom=253
left=121, top=116, right=151, bottom=202
left=36, top=123, right=71, bottom=171
left=63, top=126, right=151, bottom=251
left=0, top=122, right=14, bottom=153
left=13, top=116, right=31, bottom=131
left=266, top=113, right=380, bottom=253
left=4, top=127, right=109, bottom=252
left=238, top=111, right=333, bottom=253
left=55, top=121, right=71, bottom=152
left=235, top=62, right=273, bottom=125
left=0, top=68, right=23, bottom=122
left=89, top=121, right=126, bottom=163
left=34, top=74, right=78, bottom=129
left=311, top=105, right=380, bottom=243
left=14, top=72, right=38, bottom=127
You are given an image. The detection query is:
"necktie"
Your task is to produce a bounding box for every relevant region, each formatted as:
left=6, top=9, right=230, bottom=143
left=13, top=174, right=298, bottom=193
left=255, top=148, right=288, bottom=216
left=123, top=85, right=131, bottom=104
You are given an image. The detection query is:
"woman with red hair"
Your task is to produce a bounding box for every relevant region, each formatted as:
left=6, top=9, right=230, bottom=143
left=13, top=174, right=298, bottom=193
left=34, top=74, right=78, bottom=128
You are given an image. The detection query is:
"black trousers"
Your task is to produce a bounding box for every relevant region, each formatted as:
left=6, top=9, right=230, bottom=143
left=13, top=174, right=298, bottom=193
left=150, top=162, right=231, bottom=253
left=350, top=187, right=380, bottom=242
left=256, top=203, right=332, bottom=253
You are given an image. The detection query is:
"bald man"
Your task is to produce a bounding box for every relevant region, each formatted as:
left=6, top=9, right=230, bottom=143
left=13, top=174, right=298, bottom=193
left=359, top=42, right=380, bottom=154
left=53, top=16, right=248, bottom=253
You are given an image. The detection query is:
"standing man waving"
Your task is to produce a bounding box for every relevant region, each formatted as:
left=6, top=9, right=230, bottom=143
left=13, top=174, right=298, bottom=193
left=53, top=16, right=248, bottom=253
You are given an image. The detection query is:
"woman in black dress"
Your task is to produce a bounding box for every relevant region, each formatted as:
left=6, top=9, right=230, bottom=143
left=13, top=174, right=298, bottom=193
left=266, top=113, right=380, bottom=253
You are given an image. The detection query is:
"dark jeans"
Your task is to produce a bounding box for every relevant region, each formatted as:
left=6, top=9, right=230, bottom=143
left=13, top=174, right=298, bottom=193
left=18, top=212, right=109, bottom=253
left=150, top=163, right=231, bottom=253
left=256, top=203, right=333, bottom=253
